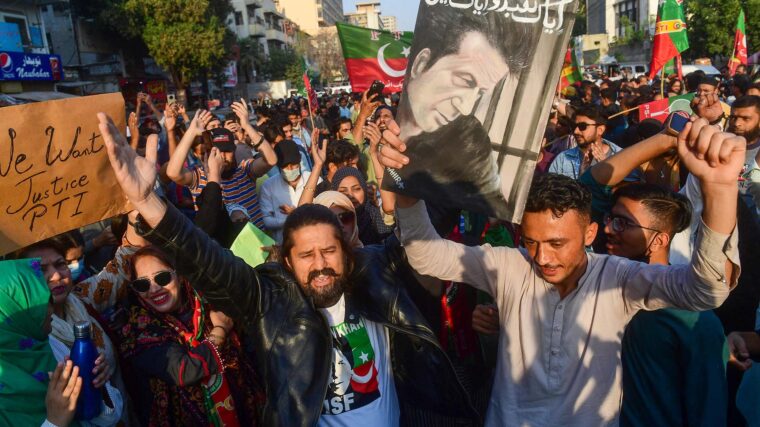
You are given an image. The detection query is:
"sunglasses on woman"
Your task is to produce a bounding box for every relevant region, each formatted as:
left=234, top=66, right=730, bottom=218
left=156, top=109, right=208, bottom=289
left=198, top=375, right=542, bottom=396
left=337, top=211, right=355, bottom=225
left=130, top=270, right=174, bottom=293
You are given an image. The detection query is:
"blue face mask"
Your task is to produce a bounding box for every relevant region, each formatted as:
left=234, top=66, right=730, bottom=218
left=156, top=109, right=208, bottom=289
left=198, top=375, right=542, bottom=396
left=68, top=258, right=85, bottom=281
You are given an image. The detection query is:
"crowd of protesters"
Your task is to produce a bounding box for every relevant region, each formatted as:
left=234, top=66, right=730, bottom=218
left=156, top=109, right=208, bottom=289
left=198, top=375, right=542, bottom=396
left=1, top=56, right=760, bottom=427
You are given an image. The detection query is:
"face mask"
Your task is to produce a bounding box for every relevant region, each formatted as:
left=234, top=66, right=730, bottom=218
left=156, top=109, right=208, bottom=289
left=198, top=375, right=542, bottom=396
left=68, top=258, right=85, bottom=281
left=281, top=167, right=301, bottom=182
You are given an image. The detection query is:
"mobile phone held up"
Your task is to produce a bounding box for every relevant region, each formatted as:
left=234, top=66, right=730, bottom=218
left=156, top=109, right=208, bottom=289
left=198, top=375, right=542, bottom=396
left=368, top=80, right=385, bottom=102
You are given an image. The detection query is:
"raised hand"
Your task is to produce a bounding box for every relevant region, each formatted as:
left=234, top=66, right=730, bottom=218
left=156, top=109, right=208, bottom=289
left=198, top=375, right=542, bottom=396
left=164, top=105, right=177, bottom=131
left=231, top=98, right=250, bottom=123
left=363, top=122, right=382, bottom=151
left=360, top=89, right=382, bottom=117
left=189, top=109, right=213, bottom=136
left=310, top=130, right=327, bottom=166
left=127, top=112, right=138, bottom=134
left=691, top=93, right=724, bottom=124
left=377, top=118, right=408, bottom=169
left=98, top=112, right=158, bottom=205
left=46, top=360, right=82, bottom=427
left=677, top=117, right=746, bottom=187
left=205, top=147, right=224, bottom=183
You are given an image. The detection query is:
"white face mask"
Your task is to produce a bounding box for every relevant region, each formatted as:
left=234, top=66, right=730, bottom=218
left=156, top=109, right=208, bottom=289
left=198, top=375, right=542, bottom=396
left=281, top=166, right=301, bottom=182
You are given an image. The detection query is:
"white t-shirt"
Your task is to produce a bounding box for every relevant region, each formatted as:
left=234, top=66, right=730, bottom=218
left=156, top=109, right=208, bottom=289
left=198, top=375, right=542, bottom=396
left=318, top=295, right=400, bottom=427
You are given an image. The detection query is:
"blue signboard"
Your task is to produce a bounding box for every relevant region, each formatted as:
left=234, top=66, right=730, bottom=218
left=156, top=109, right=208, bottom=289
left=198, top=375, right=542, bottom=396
left=0, top=23, right=23, bottom=53
left=0, top=51, right=63, bottom=81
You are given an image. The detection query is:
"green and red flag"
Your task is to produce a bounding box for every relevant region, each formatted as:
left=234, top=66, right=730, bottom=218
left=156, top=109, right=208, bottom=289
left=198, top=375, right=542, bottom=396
left=301, top=56, right=319, bottom=113
left=336, top=22, right=413, bottom=93
left=663, top=54, right=683, bottom=80
left=559, top=42, right=582, bottom=91
left=648, top=0, right=689, bottom=80
left=728, top=9, right=747, bottom=76
left=638, top=93, right=695, bottom=123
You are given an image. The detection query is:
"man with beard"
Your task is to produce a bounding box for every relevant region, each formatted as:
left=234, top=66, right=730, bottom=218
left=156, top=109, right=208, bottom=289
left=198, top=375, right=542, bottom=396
left=166, top=105, right=277, bottom=228
left=549, top=106, right=636, bottom=181
left=378, top=114, right=744, bottom=425
left=97, top=114, right=477, bottom=426
left=580, top=132, right=728, bottom=426
left=729, top=95, right=760, bottom=216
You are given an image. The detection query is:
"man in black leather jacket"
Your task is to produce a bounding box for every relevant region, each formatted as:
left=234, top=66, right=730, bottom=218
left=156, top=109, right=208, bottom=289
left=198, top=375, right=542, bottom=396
left=97, top=113, right=477, bottom=426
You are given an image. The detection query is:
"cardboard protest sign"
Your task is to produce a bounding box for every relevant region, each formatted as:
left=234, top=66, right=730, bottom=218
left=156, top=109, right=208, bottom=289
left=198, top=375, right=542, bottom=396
left=382, top=0, right=578, bottom=223
left=230, top=222, right=275, bottom=268
left=0, top=93, right=127, bottom=255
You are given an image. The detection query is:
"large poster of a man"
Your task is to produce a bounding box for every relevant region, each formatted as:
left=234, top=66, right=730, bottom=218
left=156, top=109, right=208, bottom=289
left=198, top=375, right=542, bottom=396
left=383, top=0, right=578, bottom=223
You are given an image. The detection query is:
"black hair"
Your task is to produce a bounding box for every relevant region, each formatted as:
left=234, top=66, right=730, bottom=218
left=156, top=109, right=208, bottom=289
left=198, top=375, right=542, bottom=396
left=280, top=204, right=355, bottom=273
left=613, top=183, right=692, bottom=236
left=684, top=71, right=705, bottom=92
left=573, top=105, right=608, bottom=125
left=326, top=139, right=360, bottom=167
left=410, top=4, right=537, bottom=77
left=260, top=122, right=285, bottom=143
left=732, top=74, right=751, bottom=95
left=224, top=112, right=239, bottom=124
left=48, top=230, right=85, bottom=252
left=525, top=174, right=592, bottom=220
left=600, top=88, right=617, bottom=102
left=332, top=117, right=353, bottom=135
left=732, top=95, right=760, bottom=113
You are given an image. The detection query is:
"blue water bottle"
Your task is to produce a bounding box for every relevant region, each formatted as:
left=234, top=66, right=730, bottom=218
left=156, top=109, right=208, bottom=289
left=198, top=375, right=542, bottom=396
left=69, top=321, right=102, bottom=420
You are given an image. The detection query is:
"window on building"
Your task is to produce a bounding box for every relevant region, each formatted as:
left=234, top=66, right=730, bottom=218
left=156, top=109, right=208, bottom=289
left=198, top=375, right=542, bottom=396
left=235, top=11, right=243, bottom=25
left=2, top=14, right=30, bottom=46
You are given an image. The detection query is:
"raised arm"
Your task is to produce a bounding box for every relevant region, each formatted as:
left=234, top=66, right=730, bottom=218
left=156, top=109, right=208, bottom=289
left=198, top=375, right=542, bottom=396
left=231, top=99, right=276, bottom=177
left=127, top=112, right=139, bottom=150
left=365, top=120, right=395, bottom=214
left=98, top=112, right=271, bottom=324
left=164, top=105, right=179, bottom=157
left=142, top=92, right=164, bottom=121
left=351, top=90, right=381, bottom=145
left=590, top=132, right=676, bottom=186
left=298, top=128, right=326, bottom=206
left=623, top=118, right=744, bottom=312
left=166, top=110, right=212, bottom=187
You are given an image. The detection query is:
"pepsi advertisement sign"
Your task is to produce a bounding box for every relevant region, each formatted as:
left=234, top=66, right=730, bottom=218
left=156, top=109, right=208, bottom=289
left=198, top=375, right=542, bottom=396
left=0, top=51, right=62, bottom=81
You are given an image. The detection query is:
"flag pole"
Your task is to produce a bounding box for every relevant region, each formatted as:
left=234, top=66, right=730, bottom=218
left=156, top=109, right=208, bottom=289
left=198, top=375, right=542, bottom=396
left=661, top=68, right=665, bottom=97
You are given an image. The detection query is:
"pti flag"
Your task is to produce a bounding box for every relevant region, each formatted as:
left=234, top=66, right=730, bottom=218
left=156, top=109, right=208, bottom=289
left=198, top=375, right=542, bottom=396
left=663, top=54, right=683, bottom=80
left=728, top=9, right=747, bottom=76
left=559, top=42, right=582, bottom=90
left=638, top=93, right=695, bottom=123
left=648, top=0, right=689, bottom=79
left=302, top=58, right=319, bottom=112
left=336, top=22, right=413, bottom=93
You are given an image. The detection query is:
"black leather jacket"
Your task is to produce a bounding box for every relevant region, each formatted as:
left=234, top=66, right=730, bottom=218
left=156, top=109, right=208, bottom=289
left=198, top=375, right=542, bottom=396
left=137, top=203, right=478, bottom=426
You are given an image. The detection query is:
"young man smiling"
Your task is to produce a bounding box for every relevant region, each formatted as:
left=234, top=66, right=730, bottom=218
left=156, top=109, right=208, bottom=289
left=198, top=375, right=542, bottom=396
left=378, top=115, right=744, bottom=426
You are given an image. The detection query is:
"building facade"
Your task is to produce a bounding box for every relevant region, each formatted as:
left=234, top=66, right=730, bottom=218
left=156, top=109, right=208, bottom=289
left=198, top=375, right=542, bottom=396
left=275, top=0, right=343, bottom=36
left=345, top=1, right=383, bottom=30
left=586, top=0, right=659, bottom=42
left=380, top=15, right=397, bottom=33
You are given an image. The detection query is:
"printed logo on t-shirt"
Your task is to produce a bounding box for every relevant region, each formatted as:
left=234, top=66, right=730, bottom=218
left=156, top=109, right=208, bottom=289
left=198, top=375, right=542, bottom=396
left=323, top=316, right=380, bottom=415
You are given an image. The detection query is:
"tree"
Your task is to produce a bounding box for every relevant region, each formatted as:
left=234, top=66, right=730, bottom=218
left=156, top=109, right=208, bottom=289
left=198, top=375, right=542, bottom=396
left=571, top=0, right=586, bottom=37
left=237, top=37, right=265, bottom=83
left=123, top=0, right=234, bottom=103
left=684, top=0, right=741, bottom=60
left=306, top=29, right=347, bottom=86
left=261, top=48, right=303, bottom=80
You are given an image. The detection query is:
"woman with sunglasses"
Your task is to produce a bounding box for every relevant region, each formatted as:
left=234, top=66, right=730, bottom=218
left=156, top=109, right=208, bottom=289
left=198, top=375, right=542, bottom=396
left=314, top=191, right=363, bottom=248
left=118, top=246, right=261, bottom=426
left=332, top=167, right=394, bottom=246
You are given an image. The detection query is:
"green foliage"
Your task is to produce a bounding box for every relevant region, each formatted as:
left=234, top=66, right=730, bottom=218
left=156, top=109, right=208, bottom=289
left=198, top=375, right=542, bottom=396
left=741, top=0, right=759, bottom=56
left=614, top=16, right=647, bottom=46
left=123, top=0, right=234, bottom=89
left=684, top=0, right=741, bottom=59
left=260, top=48, right=300, bottom=82
left=237, top=37, right=265, bottom=82
left=571, top=0, right=587, bottom=37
